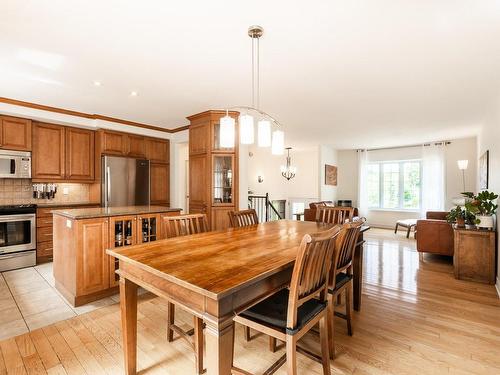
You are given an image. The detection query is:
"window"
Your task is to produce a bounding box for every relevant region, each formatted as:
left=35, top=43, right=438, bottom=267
left=367, top=160, right=421, bottom=210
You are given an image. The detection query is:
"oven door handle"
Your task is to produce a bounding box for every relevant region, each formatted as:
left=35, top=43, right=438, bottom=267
left=0, top=214, right=36, bottom=223
left=0, top=252, right=30, bottom=259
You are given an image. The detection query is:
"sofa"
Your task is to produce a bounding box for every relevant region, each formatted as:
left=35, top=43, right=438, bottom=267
left=416, top=211, right=454, bottom=256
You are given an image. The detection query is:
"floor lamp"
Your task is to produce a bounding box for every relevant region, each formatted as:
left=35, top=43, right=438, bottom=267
left=457, top=160, right=469, bottom=192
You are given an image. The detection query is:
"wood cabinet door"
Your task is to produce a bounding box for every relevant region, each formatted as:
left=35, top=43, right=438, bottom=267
left=211, top=207, right=234, bottom=231
left=189, top=123, right=209, bottom=155
left=78, top=218, right=109, bottom=295
left=189, top=154, right=208, bottom=213
left=101, top=130, right=127, bottom=155
left=0, top=116, right=32, bottom=151
left=150, top=163, right=170, bottom=205
left=146, top=138, right=169, bottom=163
left=65, top=127, right=95, bottom=181
left=127, top=134, right=146, bottom=158
left=32, top=122, right=65, bottom=180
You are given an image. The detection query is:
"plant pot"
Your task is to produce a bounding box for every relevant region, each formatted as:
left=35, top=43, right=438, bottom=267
left=465, top=224, right=476, bottom=230
left=456, top=218, right=466, bottom=228
left=476, top=215, right=494, bottom=229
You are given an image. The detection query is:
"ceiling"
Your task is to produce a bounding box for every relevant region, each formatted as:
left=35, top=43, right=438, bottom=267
left=1, top=0, right=500, bottom=148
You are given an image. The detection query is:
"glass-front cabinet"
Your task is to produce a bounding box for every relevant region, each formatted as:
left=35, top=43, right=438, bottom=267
left=137, top=214, right=160, bottom=243
left=108, top=215, right=137, bottom=287
left=212, top=120, right=236, bottom=152
left=212, top=154, right=234, bottom=205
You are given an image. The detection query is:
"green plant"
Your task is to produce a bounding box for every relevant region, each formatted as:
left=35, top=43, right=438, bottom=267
left=463, top=191, right=498, bottom=216
left=446, top=206, right=466, bottom=224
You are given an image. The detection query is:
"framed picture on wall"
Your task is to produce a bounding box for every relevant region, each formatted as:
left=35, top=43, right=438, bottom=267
left=325, top=164, right=337, bottom=186
left=479, top=150, right=489, bottom=190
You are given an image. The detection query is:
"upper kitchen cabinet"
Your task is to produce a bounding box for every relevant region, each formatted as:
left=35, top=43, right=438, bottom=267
left=33, top=122, right=95, bottom=182
left=32, top=122, right=65, bottom=180
left=150, top=162, right=170, bottom=205
left=0, top=116, right=32, bottom=151
left=127, top=134, right=146, bottom=158
left=146, top=138, right=169, bottom=163
left=99, top=130, right=128, bottom=156
left=65, top=127, right=95, bottom=181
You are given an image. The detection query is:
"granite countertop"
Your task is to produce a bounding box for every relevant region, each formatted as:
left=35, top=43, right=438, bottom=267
left=52, top=205, right=181, bottom=219
left=36, top=202, right=100, bottom=208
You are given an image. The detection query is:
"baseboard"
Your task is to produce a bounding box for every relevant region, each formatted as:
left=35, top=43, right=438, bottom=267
left=496, top=277, right=500, bottom=299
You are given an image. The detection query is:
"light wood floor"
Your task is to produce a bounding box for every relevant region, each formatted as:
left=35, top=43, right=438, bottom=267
left=0, top=229, right=499, bottom=374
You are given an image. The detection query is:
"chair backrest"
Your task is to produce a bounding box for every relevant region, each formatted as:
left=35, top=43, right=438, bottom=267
left=286, top=225, right=341, bottom=330
left=164, top=214, right=209, bottom=238
left=332, top=221, right=363, bottom=275
left=316, top=206, right=354, bottom=225
left=228, top=209, right=259, bottom=228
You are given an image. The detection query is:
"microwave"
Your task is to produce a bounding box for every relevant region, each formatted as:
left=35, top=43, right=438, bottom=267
left=0, top=150, right=31, bottom=179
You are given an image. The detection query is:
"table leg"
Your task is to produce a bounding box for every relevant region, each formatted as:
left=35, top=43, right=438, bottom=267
left=353, top=234, right=364, bottom=311
left=120, top=278, right=138, bottom=375
left=205, top=319, right=234, bottom=375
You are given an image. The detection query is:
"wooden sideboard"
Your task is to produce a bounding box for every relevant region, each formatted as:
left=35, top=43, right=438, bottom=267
left=453, top=227, right=496, bottom=284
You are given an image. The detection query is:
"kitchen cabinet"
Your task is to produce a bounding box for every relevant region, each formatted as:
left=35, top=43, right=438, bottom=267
left=65, top=127, right=95, bottom=181
left=146, top=138, right=169, bottom=163
left=150, top=162, right=170, bottom=205
left=127, top=134, right=146, bottom=158
left=100, top=130, right=128, bottom=155
left=108, top=215, right=137, bottom=287
left=137, top=213, right=161, bottom=243
left=187, top=110, right=239, bottom=230
left=33, top=122, right=95, bottom=182
left=32, top=122, right=65, bottom=180
left=0, top=116, right=32, bottom=151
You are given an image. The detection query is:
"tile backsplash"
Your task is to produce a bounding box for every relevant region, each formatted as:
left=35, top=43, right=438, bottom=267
left=0, top=179, right=91, bottom=205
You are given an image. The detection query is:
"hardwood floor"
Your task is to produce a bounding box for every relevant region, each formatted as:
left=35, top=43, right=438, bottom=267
left=0, top=228, right=499, bottom=374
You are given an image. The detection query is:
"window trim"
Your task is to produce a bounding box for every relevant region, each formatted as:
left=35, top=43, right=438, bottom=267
left=367, top=159, right=422, bottom=211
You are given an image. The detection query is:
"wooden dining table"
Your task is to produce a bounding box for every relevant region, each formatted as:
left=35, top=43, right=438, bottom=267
left=107, top=220, right=369, bottom=375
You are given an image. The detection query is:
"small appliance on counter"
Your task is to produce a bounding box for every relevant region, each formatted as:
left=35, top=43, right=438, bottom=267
left=0, top=204, right=36, bottom=272
left=0, top=150, right=31, bottom=179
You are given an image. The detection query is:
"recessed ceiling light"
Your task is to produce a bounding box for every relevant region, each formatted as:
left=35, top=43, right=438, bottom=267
left=130, top=91, right=138, bottom=97
left=93, top=81, right=101, bottom=86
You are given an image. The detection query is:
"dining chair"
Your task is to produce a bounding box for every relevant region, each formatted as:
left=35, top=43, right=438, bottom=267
left=232, top=225, right=341, bottom=375
left=228, top=208, right=259, bottom=228
left=316, top=206, right=354, bottom=225
left=163, top=214, right=209, bottom=374
left=327, top=220, right=363, bottom=359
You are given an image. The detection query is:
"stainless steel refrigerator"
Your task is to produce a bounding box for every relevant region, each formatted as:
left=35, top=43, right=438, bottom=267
left=102, top=156, right=150, bottom=207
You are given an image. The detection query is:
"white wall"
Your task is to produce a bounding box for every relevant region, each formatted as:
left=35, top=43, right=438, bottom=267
left=318, top=145, right=338, bottom=202
left=478, top=98, right=500, bottom=295
left=336, top=137, right=477, bottom=227
left=169, top=142, right=188, bottom=213
left=247, top=146, right=319, bottom=201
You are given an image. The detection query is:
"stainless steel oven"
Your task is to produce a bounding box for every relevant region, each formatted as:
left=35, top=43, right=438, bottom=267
left=0, top=205, right=36, bottom=272
left=0, top=150, right=31, bottom=179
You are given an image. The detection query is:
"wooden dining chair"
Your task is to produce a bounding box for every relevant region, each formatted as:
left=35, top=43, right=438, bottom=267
left=316, top=206, right=354, bottom=225
left=327, top=220, right=363, bottom=359
left=163, top=214, right=209, bottom=374
left=228, top=209, right=259, bottom=228
left=232, top=225, right=341, bottom=375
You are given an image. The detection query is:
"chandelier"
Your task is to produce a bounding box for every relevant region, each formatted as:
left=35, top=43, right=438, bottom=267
left=219, top=26, right=285, bottom=155
left=281, top=147, right=296, bottom=181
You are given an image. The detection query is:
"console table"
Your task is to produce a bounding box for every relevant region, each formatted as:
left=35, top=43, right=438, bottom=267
left=453, top=227, right=496, bottom=284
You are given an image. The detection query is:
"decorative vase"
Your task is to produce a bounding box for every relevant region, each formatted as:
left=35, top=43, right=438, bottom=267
left=476, top=215, right=494, bottom=229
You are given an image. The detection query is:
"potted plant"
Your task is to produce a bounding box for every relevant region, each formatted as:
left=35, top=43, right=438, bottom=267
left=463, top=191, right=498, bottom=229
left=446, top=206, right=466, bottom=228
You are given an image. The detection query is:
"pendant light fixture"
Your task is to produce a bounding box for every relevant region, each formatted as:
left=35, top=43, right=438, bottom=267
left=281, top=147, right=296, bottom=181
left=220, top=25, right=285, bottom=155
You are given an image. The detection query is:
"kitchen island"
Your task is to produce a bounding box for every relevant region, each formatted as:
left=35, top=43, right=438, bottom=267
left=52, top=205, right=181, bottom=306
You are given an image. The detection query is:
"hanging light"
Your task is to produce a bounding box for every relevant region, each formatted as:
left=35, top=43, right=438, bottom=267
left=219, top=111, right=235, bottom=148
left=239, top=114, right=254, bottom=144
left=281, top=147, right=296, bottom=180
left=257, top=120, right=271, bottom=147
left=271, top=129, right=284, bottom=155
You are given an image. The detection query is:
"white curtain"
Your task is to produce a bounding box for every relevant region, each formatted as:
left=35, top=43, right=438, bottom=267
left=357, top=149, right=369, bottom=217
left=421, top=143, right=446, bottom=215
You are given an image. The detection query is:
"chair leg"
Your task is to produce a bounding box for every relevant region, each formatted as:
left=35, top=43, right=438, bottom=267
left=327, top=294, right=335, bottom=359
left=345, top=285, right=353, bottom=336
left=286, top=335, right=297, bottom=375
left=319, top=315, right=331, bottom=375
left=336, top=294, right=342, bottom=306
left=269, top=337, right=277, bottom=353
left=166, top=302, right=175, bottom=342
left=244, top=326, right=251, bottom=341
left=406, top=226, right=411, bottom=238
left=193, top=316, right=204, bottom=374
left=394, top=223, right=398, bottom=234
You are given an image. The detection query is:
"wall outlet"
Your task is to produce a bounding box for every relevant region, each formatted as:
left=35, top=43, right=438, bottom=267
left=63, top=187, right=69, bottom=195
left=66, top=220, right=72, bottom=228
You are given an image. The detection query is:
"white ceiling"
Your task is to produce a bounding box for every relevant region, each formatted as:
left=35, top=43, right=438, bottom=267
left=1, top=0, right=500, bottom=148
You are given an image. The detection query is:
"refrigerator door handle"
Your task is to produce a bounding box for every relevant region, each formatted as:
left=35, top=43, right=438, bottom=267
left=106, top=166, right=111, bottom=206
